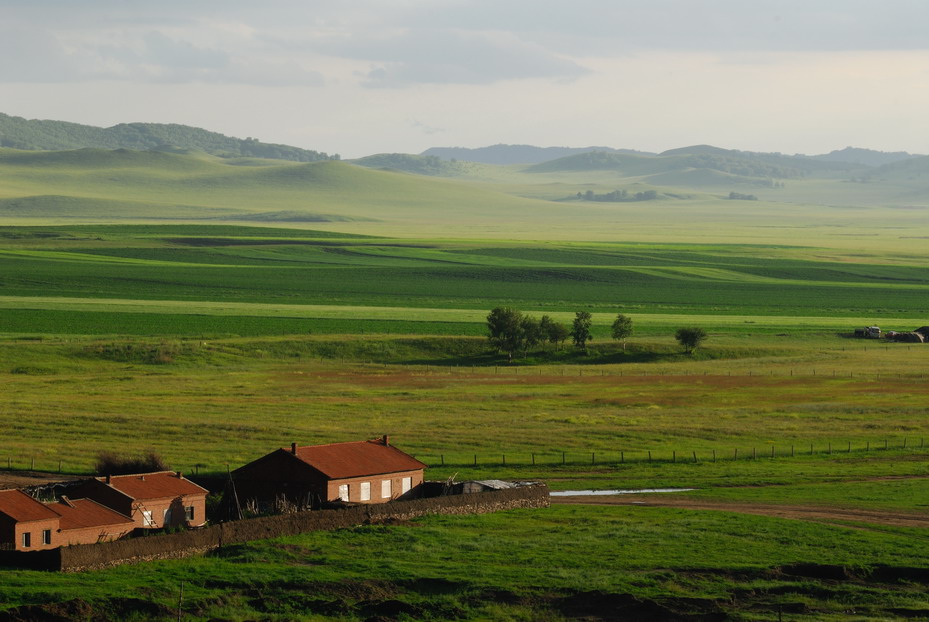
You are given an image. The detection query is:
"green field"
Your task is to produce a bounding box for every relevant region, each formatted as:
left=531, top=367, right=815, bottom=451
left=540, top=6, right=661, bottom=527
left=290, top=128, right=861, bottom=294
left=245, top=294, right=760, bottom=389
left=2, top=147, right=929, bottom=620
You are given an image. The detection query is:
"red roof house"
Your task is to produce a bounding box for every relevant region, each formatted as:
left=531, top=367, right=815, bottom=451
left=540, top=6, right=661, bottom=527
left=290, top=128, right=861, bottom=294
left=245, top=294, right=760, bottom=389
left=0, top=489, right=61, bottom=551
left=68, top=471, right=208, bottom=530
left=233, top=436, right=426, bottom=508
left=47, top=497, right=135, bottom=545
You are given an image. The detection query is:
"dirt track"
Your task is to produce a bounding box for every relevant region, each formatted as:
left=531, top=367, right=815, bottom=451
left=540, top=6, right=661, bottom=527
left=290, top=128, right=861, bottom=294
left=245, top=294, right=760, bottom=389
left=0, top=472, right=81, bottom=490
left=552, top=494, right=929, bottom=528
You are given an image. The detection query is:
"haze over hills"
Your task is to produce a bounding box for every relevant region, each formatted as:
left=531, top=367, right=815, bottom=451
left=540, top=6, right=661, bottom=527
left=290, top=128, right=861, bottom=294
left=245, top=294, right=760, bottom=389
left=420, top=144, right=654, bottom=165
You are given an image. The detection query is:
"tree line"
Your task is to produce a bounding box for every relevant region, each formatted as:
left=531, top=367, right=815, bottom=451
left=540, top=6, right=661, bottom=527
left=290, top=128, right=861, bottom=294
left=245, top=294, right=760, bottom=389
left=486, top=307, right=707, bottom=361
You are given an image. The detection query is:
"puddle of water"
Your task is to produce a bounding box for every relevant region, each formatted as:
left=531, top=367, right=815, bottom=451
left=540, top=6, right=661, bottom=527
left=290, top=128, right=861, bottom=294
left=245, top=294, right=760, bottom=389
left=550, top=488, right=696, bottom=496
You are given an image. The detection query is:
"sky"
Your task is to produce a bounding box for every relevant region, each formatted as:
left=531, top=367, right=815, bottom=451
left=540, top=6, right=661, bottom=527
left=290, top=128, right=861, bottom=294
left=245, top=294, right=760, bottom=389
left=2, top=0, right=929, bottom=158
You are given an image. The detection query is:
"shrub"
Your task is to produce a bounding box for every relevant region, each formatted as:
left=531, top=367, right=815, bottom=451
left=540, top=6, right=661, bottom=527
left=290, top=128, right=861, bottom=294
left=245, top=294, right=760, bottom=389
left=94, top=450, right=169, bottom=476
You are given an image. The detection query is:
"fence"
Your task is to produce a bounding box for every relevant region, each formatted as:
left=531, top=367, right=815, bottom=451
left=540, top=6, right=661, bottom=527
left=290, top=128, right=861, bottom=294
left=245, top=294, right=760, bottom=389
left=4, top=436, right=926, bottom=478
left=409, top=437, right=927, bottom=469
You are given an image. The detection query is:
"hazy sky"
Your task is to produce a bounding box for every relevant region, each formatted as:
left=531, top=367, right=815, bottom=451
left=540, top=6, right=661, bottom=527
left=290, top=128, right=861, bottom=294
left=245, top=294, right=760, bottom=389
left=2, top=0, right=929, bottom=158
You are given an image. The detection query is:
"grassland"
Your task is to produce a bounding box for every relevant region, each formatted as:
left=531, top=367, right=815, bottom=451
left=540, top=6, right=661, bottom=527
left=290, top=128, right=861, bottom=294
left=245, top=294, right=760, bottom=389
left=1, top=147, right=929, bottom=619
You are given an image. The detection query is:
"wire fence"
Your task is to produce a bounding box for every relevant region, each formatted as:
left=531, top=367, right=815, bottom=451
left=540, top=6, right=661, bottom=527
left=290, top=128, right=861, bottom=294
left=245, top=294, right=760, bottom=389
left=4, top=437, right=925, bottom=477
left=410, top=437, right=926, bottom=468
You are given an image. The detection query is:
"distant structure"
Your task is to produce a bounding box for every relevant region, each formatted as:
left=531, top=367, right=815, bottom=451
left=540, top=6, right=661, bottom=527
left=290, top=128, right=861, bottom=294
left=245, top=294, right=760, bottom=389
left=233, top=436, right=426, bottom=508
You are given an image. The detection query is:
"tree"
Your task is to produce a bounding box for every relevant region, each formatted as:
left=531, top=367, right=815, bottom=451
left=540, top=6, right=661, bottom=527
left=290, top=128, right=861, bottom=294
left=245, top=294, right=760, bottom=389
left=611, top=313, right=633, bottom=350
left=486, top=306, right=524, bottom=362
left=541, top=315, right=570, bottom=350
left=571, top=311, right=593, bottom=350
left=520, top=315, right=544, bottom=355
left=675, top=327, right=708, bottom=354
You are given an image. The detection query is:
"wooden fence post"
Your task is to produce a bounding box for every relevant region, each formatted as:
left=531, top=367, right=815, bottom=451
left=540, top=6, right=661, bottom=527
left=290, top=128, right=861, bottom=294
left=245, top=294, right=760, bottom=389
left=692, top=451, right=697, bottom=463
left=712, top=449, right=716, bottom=463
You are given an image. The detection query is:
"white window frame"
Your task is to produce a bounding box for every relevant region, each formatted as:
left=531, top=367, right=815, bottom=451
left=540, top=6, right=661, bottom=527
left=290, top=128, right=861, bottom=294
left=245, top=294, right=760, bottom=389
left=338, top=484, right=349, bottom=501
left=402, top=477, right=412, bottom=494
left=42, top=529, right=51, bottom=545
left=381, top=479, right=392, bottom=499
left=360, top=481, right=371, bottom=501
left=22, top=532, right=31, bottom=548
left=142, top=510, right=154, bottom=527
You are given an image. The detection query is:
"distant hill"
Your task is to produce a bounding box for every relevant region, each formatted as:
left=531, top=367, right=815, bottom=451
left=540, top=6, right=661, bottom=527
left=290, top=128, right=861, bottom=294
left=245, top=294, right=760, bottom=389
left=809, top=146, right=921, bottom=167
left=530, top=145, right=861, bottom=181
left=0, top=113, right=334, bottom=162
left=351, top=153, right=467, bottom=176
left=420, top=144, right=653, bottom=165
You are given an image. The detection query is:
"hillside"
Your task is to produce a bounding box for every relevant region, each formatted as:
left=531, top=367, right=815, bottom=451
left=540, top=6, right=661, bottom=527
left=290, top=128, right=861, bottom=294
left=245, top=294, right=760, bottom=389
left=0, top=113, right=334, bottom=162
left=0, top=148, right=564, bottom=228
left=528, top=146, right=863, bottom=182
left=421, top=144, right=652, bottom=165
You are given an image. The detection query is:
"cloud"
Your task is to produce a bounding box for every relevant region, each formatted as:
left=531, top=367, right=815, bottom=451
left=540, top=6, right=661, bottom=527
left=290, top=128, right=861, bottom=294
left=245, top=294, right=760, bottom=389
left=345, top=29, right=588, bottom=87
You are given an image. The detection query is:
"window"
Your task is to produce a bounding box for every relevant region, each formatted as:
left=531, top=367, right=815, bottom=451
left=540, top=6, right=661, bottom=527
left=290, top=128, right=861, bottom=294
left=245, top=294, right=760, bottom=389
left=22, top=532, right=31, bottom=548
left=163, top=508, right=173, bottom=525
left=142, top=510, right=154, bottom=527
left=185, top=506, right=195, bottom=522
left=381, top=479, right=392, bottom=499
left=338, top=484, right=349, bottom=501
left=360, top=481, right=371, bottom=501
left=42, top=530, right=51, bottom=545
left=402, top=477, right=412, bottom=494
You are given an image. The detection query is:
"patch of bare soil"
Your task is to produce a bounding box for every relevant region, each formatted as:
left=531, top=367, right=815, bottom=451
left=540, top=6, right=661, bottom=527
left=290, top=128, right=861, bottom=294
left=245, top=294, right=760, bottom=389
left=0, top=471, right=79, bottom=491
left=552, top=494, right=929, bottom=528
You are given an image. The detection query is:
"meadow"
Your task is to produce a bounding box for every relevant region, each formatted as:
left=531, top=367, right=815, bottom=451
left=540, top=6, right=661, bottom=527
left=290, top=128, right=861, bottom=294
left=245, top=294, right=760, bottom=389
left=1, top=147, right=928, bottom=619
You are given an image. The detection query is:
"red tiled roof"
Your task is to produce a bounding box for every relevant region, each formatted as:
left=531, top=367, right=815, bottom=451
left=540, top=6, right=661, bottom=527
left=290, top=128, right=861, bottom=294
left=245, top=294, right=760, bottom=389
left=292, top=439, right=426, bottom=480
left=0, top=489, right=59, bottom=523
left=47, top=498, right=134, bottom=530
left=97, top=472, right=207, bottom=501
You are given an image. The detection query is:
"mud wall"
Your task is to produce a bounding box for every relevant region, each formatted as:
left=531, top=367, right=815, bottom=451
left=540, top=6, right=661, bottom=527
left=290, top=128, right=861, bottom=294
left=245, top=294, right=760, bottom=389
left=53, top=483, right=549, bottom=572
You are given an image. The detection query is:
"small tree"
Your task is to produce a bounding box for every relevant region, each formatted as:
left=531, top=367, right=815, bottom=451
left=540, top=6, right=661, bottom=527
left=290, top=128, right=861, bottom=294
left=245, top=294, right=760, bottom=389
left=571, top=311, right=593, bottom=350
left=611, top=313, right=633, bottom=350
left=675, top=327, right=707, bottom=354
left=520, top=315, right=543, bottom=356
left=486, top=306, right=524, bottom=362
left=544, top=317, right=570, bottom=350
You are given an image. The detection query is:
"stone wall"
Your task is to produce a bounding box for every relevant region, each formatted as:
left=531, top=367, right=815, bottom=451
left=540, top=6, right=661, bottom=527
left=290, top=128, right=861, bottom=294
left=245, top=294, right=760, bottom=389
left=50, top=483, right=549, bottom=572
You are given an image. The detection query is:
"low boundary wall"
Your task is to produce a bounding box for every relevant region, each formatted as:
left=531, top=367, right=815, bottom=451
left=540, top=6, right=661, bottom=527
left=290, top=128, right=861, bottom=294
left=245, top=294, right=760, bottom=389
left=2, top=483, right=549, bottom=572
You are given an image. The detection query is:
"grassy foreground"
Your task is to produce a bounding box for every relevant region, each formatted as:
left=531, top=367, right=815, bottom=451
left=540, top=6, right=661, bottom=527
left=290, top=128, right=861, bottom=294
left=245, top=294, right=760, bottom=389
left=2, top=505, right=928, bottom=620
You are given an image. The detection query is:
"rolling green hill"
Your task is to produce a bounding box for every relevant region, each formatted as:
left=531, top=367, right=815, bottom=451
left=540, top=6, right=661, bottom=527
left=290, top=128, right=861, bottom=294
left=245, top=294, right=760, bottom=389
left=0, top=113, right=334, bottom=162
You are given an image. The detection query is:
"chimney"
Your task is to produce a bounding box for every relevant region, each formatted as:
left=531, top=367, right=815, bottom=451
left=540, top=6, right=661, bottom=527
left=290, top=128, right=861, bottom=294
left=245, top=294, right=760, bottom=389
left=176, top=471, right=183, bottom=479
left=291, top=442, right=298, bottom=454
left=106, top=474, right=111, bottom=484
left=382, top=434, right=389, bottom=446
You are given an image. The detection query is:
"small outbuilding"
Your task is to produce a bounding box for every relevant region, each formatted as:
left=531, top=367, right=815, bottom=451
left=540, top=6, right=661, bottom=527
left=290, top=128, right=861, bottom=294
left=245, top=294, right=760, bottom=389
left=47, top=497, right=135, bottom=545
left=68, top=471, right=208, bottom=530
left=232, top=436, right=426, bottom=508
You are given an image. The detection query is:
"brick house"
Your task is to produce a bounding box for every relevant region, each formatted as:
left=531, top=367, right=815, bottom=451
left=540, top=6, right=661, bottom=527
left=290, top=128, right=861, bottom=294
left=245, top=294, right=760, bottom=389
left=68, top=471, right=208, bottom=530
left=47, top=497, right=135, bottom=545
left=0, top=489, right=61, bottom=551
left=232, top=436, right=426, bottom=507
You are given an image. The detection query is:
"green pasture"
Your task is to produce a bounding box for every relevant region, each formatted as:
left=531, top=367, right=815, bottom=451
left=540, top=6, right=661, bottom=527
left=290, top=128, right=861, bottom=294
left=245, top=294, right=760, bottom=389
left=2, top=505, right=928, bottom=620
left=1, top=225, right=929, bottom=329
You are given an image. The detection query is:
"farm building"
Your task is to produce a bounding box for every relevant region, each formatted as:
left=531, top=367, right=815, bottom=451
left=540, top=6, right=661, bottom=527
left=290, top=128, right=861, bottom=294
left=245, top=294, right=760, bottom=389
left=232, top=436, right=426, bottom=508
left=47, top=497, right=135, bottom=545
left=0, top=489, right=61, bottom=551
left=67, top=471, right=208, bottom=530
